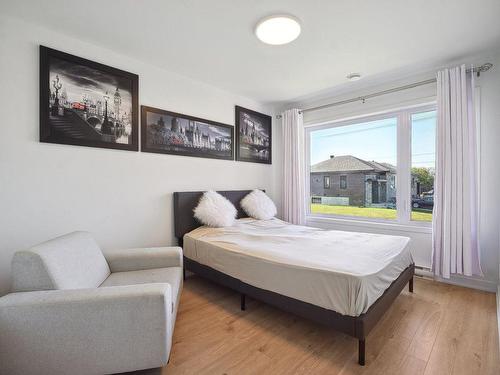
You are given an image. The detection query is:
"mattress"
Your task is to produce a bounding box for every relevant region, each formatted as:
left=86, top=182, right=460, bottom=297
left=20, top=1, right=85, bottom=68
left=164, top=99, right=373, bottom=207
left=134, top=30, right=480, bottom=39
left=183, top=218, right=413, bottom=316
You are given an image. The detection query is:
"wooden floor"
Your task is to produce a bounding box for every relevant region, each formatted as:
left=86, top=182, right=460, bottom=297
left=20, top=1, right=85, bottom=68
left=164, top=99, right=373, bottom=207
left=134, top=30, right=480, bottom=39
left=163, top=276, right=499, bottom=375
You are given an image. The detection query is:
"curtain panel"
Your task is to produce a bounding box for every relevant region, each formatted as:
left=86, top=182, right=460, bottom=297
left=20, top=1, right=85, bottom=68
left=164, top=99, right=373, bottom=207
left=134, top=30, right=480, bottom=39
left=432, top=65, right=482, bottom=278
left=281, top=109, right=306, bottom=225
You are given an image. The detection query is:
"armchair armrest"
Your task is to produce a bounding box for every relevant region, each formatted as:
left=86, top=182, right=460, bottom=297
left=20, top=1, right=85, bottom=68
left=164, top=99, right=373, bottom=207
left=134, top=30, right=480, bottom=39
left=103, top=246, right=183, bottom=272
left=0, top=284, right=172, bottom=374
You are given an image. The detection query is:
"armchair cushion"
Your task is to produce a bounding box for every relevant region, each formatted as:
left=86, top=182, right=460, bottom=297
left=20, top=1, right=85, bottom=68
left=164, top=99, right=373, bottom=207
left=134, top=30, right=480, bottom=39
left=103, top=246, right=183, bottom=273
left=100, top=267, right=183, bottom=328
left=11, top=231, right=110, bottom=292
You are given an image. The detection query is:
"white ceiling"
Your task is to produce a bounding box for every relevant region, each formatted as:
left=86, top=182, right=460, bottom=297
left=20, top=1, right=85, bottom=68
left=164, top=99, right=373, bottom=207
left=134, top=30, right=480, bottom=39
left=2, top=0, right=500, bottom=105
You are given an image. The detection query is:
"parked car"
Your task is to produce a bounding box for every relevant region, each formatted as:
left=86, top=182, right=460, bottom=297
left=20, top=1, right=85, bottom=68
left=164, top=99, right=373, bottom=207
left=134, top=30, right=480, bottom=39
left=412, top=196, right=433, bottom=209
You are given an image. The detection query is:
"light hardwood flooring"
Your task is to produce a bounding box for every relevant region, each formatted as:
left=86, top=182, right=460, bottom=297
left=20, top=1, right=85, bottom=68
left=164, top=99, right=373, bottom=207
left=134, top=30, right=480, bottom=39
left=164, top=276, right=499, bottom=375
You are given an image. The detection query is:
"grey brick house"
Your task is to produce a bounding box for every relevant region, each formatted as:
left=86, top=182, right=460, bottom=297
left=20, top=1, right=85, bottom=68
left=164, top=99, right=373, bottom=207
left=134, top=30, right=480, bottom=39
left=310, top=155, right=398, bottom=207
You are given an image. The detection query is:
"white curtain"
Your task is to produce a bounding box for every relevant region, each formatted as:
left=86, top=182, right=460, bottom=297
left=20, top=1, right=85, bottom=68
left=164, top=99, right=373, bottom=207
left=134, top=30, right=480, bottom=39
left=432, top=65, right=482, bottom=278
left=281, top=109, right=306, bottom=225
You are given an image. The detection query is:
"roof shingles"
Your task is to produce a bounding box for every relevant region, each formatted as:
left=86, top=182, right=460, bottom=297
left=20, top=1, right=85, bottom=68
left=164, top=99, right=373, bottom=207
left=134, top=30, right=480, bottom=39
left=311, top=155, right=395, bottom=173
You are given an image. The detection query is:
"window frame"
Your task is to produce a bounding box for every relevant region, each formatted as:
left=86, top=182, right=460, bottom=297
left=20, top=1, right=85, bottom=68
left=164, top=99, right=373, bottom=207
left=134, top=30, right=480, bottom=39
left=339, top=175, right=347, bottom=189
left=323, top=175, right=331, bottom=189
left=305, top=103, right=436, bottom=228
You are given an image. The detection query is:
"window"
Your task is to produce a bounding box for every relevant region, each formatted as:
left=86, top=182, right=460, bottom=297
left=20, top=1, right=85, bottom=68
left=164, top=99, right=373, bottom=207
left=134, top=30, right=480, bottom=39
left=309, top=116, right=398, bottom=220
left=410, top=111, right=436, bottom=222
left=323, top=176, right=330, bottom=189
left=307, top=104, right=436, bottom=225
left=340, top=175, right=347, bottom=189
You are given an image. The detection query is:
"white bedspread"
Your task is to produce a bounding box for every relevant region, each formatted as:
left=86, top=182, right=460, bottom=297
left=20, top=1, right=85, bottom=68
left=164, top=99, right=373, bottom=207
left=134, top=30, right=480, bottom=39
left=184, top=218, right=413, bottom=316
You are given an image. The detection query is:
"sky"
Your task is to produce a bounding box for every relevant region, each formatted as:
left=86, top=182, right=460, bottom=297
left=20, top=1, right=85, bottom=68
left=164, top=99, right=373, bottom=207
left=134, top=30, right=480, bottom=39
left=310, top=111, right=436, bottom=169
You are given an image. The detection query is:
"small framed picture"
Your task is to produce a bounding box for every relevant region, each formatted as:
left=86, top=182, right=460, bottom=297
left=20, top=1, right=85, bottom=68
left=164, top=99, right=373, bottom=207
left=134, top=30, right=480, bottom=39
left=141, top=106, right=234, bottom=160
left=39, top=46, right=139, bottom=151
left=235, top=106, right=272, bottom=164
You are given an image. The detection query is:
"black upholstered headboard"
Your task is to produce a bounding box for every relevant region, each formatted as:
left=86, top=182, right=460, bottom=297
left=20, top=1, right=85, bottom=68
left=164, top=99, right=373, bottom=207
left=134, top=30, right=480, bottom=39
left=173, top=190, right=258, bottom=242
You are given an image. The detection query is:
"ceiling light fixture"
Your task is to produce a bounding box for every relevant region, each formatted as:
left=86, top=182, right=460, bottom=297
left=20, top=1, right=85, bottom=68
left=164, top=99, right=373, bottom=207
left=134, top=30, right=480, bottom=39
left=255, top=15, right=301, bottom=45
left=347, top=73, right=362, bottom=81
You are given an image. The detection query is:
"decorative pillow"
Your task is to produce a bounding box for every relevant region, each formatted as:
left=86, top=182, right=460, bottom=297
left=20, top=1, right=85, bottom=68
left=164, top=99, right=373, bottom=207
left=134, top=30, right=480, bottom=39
left=241, top=189, right=277, bottom=220
left=193, top=191, right=237, bottom=227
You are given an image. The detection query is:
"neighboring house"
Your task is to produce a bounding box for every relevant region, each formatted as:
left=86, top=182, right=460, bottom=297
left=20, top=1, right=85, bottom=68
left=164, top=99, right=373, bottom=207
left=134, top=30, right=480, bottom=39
left=311, top=155, right=405, bottom=207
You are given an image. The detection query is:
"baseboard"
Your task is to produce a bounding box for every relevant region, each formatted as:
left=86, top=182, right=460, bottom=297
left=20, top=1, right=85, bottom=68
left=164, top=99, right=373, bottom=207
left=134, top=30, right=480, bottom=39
left=415, top=266, right=499, bottom=293
left=415, top=266, right=497, bottom=292
left=414, top=266, right=433, bottom=278
left=434, top=274, right=497, bottom=293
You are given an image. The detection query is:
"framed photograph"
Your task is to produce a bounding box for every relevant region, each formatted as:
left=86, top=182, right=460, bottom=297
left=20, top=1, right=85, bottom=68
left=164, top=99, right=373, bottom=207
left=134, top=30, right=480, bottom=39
left=235, top=106, right=272, bottom=164
left=40, top=46, right=139, bottom=151
left=141, top=106, right=234, bottom=160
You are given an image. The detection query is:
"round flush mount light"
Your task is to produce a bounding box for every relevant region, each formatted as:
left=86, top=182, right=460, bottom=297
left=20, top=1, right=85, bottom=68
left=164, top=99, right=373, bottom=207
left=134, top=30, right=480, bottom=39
left=347, top=73, right=362, bottom=81
left=255, top=15, right=301, bottom=45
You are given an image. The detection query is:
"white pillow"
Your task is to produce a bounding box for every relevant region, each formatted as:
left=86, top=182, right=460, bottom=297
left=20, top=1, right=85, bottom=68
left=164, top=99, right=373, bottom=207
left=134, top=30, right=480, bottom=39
left=241, top=190, right=277, bottom=220
left=193, top=191, right=237, bottom=227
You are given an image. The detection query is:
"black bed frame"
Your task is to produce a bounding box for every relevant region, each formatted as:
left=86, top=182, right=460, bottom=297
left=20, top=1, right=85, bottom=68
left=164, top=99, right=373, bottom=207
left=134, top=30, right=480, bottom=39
left=173, top=190, right=414, bottom=366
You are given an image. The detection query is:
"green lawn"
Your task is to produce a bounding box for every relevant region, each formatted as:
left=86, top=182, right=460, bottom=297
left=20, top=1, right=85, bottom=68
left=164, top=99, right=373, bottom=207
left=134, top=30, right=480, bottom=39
left=411, top=209, right=433, bottom=222
left=311, top=204, right=432, bottom=222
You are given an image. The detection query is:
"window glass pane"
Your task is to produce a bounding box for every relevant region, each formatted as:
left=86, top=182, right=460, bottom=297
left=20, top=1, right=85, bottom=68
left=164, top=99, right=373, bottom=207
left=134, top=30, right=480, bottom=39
left=411, top=111, right=436, bottom=222
left=310, top=117, right=397, bottom=220
left=340, top=175, right=347, bottom=189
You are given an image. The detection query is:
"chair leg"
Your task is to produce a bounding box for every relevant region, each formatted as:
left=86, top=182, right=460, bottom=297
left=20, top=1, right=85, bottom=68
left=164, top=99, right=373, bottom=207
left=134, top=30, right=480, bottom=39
left=241, top=293, right=246, bottom=311
left=409, top=277, right=414, bottom=293
left=358, top=339, right=366, bottom=366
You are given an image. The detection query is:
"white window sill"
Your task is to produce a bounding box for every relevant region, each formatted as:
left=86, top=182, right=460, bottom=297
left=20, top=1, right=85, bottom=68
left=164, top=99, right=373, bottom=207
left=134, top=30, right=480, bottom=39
left=306, top=214, right=432, bottom=234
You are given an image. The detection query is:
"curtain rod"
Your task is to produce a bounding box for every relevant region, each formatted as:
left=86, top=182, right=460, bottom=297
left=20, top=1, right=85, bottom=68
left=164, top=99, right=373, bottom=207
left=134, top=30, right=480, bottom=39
left=276, top=63, right=493, bottom=119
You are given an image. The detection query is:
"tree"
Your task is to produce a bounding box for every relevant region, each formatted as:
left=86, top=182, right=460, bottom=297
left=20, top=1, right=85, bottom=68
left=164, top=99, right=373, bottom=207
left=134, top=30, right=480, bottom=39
left=411, top=167, right=434, bottom=193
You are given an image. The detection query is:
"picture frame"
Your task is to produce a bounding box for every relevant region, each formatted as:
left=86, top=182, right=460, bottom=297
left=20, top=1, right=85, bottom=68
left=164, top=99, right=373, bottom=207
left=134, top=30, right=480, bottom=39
left=141, top=106, right=234, bottom=160
left=39, top=46, right=139, bottom=151
left=235, top=105, right=272, bottom=164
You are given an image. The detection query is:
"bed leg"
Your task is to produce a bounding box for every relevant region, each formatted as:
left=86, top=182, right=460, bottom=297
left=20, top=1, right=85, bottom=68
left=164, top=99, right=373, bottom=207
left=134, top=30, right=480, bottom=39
left=409, top=276, right=414, bottom=293
left=241, top=293, right=246, bottom=311
left=358, top=339, right=366, bottom=366
left=183, top=267, right=186, bottom=281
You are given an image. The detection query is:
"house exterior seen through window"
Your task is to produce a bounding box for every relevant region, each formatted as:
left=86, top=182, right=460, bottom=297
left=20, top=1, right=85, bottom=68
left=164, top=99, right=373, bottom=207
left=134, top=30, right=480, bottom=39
left=308, top=105, right=436, bottom=224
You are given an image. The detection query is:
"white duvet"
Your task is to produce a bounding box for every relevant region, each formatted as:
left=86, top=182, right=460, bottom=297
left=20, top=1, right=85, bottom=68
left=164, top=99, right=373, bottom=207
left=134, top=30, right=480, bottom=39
left=183, top=218, right=413, bottom=316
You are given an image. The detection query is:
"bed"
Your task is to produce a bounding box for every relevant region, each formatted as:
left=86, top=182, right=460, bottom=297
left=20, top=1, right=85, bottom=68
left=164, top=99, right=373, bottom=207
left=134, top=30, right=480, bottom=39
left=174, top=190, right=415, bottom=366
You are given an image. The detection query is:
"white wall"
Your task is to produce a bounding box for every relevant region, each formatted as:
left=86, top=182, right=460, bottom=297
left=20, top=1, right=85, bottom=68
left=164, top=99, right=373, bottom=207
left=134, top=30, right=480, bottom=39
left=478, top=52, right=500, bottom=292
left=0, top=16, right=278, bottom=296
left=288, top=54, right=500, bottom=291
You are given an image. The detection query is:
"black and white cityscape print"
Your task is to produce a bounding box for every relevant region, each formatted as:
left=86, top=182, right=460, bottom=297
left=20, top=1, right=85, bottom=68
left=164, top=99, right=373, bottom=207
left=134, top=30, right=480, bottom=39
left=235, top=106, right=272, bottom=164
left=141, top=107, right=233, bottom=160
left=40, top=47, right=138, bottom=151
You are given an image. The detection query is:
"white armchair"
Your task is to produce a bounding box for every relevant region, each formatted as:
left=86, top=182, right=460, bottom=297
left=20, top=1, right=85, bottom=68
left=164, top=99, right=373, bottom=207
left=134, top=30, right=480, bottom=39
left=0, top=231, right=183, bottom=375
